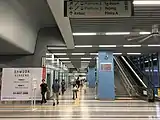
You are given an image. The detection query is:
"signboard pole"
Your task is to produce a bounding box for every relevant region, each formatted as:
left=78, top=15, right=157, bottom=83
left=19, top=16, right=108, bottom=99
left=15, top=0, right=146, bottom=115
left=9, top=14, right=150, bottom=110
left=33, top=88, right=36, bottom=109
left=31, top=86, right=33, bottom=108
left=32, top=78, right=37, bottom=111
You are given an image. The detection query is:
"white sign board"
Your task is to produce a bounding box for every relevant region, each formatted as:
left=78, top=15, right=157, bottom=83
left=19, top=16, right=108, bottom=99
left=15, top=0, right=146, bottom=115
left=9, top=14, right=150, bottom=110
left=1, top=68, right=43, bottom=101
left=64, top=1, right=133, bottom=18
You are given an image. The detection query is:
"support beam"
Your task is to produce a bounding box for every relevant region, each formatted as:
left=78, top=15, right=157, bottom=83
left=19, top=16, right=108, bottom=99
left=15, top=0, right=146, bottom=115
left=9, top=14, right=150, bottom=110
left=47, top=0, right=74, bottom=49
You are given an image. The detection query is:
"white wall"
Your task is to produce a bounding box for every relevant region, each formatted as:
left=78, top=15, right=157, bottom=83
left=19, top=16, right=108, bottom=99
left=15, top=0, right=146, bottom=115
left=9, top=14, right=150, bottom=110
left=0, top=0, right=37, bottom=53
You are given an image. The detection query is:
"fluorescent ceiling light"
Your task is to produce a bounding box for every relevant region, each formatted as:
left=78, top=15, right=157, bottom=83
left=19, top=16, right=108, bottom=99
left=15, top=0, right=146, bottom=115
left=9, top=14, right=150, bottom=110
left=133, top=1, right=160, bottom=5
left=127, top=53, right=141, bottom=55
left=73, top=33, right=96, bottom=36
left=81, top=61, right=90, bottom=63
left=54, top=53, right=67, bottom=55
left=81, top=58, right=92, bottom=60
left=73, top=32, right=130, bottom=36
left=62, top=61, right=71, bottom=63
left=123, top=45, right=141, bottom=47
left=99, top=45, right=117, bottom=47
left=145, top=61, right=148, bottom=63
left=48, top=47, right=67, bottom=50
left=75, top=45, right=93, bottom=48
left=46, top=58, right=52, bottom=60
left=72, top=53, right=85, bottom=55
left=59, top=58, right=70, bottom=60
left=153, top=58, right=157, bottom=61
left=139, top=32, right=151, bottom=35
left=90, top=53, right=98, bottom=55
left=105, top=32, right=130, bottom=35
left=148, top=45, right=160, bottom=47
left=46, top=53, right=52, bottom=55
left=113, top=53, right=122, bottom=55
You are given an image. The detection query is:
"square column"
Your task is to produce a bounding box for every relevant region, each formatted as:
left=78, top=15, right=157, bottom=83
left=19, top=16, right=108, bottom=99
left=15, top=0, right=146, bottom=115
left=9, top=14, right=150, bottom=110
left=87, top=67, right=96, bottom=88
left=97, top=51, right=115, bottom=100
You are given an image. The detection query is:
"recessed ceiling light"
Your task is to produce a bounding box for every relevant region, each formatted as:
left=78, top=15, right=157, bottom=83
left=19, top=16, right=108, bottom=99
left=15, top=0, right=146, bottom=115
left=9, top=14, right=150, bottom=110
left=75, top=45, right=93, bottom=48
left=148, top=45, right=160, bottom=47
left=54, top=53, right=67, bottom=55
left=133, top=1, right=160, bottom=5
left=72, top=53, right=85, bottom=55
left=123, top=45, right=141, bottom=47
left=113, top=53, right=122, bottom=55
left=127, top=53, right=141, bottom=55
left=139, top=32, right=151, bottom=35
left=81, top=58, right=92, bottom=60
left=59, top=58, right=70, bottom=60
left=73, top=33, right=96, bottom=36
left=47, top=47, right=67, bottom=50
left=105, top=32, right=130, bottom=35
left=99, top=45, right=117, bottom=47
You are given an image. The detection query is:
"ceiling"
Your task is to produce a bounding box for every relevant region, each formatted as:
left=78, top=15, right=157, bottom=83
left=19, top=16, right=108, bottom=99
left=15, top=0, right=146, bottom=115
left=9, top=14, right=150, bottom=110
left=0, top=0, right=57, bottom=54
left=16, top=0, right=57, bottom=28
left=47, top=1, right=160, bottom=69
left=1, top=0, right=160, bottom=70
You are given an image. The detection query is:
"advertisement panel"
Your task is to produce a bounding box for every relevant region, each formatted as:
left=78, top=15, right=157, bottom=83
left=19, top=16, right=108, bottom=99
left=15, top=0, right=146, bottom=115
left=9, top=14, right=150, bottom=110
left=1, top=68, right=43, bottom=101
left=100, top=63, right=112, bottom=72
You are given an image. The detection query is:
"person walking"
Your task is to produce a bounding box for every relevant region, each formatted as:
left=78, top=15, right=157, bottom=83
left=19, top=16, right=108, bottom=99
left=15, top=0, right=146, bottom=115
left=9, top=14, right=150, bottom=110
left=52, top=79, right=60, bottom=106
left=76, top=76, right=80, bottom=88
left=72, top=83, right=78, bottom=100
left=40, top=79, right=48, bottom=104
left=83, top=80, right=87, bottom=94
left=61, top=79, right=66, bottom=95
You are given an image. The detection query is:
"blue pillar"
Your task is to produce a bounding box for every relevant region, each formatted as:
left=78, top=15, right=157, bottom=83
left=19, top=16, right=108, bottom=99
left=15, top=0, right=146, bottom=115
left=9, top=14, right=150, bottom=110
left=97, top=51, right=115, bottom=100
left=87, top=67, right=96, bottom=88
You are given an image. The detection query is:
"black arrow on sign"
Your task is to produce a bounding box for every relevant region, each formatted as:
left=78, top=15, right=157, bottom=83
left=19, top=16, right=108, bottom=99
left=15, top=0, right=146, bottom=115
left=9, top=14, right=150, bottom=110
left=70, top=11, right=73, bottom=15
left=69, top=7, right=73, bottom=10
left=70, top=2, right=73, bottom=5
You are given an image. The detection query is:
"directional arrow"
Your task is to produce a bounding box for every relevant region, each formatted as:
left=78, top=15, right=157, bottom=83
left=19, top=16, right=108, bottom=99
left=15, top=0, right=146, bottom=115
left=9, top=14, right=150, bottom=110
left=69, top=11, right=73, bottom=15
left=69, top=2, right=73, bottom=5
left=69, top=7, right=73, bottom=10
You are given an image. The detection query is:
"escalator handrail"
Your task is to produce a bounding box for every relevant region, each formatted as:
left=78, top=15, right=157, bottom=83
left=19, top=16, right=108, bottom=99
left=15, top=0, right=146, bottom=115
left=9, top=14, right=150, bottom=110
left=115, top=56, right=146, bottom=96
left=114, top=57, right=138, bottom=96
left=125, top=56, right=148, bottom=78
left=121, top=56, right=147, bottom=88
left=125, top=56, right=154, bottom=87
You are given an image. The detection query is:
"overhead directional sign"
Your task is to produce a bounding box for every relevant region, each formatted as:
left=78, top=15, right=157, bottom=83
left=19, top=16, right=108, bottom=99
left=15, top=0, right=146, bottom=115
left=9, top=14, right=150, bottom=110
left=64, top=1, right=133, bottom=18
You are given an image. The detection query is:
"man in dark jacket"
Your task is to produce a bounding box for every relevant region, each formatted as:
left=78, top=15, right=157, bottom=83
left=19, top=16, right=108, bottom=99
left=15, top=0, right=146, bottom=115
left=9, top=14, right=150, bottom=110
left=40, top=79, right=48, bottom=104
left=52, top=79, right=60, bottom=106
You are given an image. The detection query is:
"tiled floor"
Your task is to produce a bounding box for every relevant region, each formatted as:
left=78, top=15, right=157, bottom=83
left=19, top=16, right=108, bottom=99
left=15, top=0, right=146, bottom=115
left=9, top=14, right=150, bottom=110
left=0, top=87, right=160, bottom=120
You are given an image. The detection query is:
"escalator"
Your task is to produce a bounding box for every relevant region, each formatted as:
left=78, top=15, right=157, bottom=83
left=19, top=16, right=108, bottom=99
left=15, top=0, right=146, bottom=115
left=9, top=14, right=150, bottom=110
left=114, top=68, right=129, bottom=97
left=116, top=56, right=155, bottom=101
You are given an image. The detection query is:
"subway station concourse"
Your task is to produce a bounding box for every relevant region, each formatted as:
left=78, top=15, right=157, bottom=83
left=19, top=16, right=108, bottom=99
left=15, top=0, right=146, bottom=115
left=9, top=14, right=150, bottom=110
left=0, top=0, right=160, bottom=119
